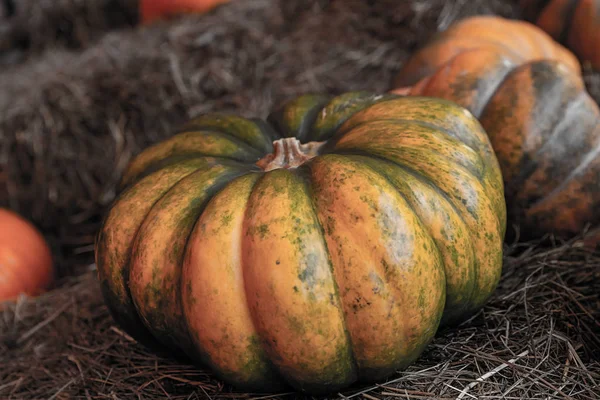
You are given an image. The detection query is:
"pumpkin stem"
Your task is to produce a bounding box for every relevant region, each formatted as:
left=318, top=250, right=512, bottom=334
left=256, top=138, right=326, bottom=171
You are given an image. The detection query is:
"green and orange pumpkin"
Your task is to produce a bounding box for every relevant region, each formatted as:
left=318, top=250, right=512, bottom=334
left=95, top=92, right=506, bottom=393
left=521, top=0, right=600, bottom=69
left=393, top=16, right=600, bottom=244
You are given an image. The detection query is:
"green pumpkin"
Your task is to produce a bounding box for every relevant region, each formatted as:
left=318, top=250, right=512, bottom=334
left=95, top=92, right=506, bottom=394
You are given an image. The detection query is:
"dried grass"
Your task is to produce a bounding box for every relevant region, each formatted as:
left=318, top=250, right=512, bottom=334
left=0, top=0, right=138, bottom=66
left=1, top=239, right=599, bottom=399
left=1, top=0, right=599, bottom=398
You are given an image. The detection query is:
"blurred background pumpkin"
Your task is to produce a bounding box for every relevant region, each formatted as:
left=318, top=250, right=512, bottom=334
left=0, top=208, right=54, bottom=302
left=520, top=0, right=600, bottom=70
left=139, top=0, right=231, bottom=24
left=392, top=16, right=600, bottom=246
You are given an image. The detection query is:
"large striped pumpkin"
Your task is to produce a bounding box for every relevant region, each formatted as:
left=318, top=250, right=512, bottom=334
left=393, top=16, right=600, bottom=244
left=520, top=0, right=600, bottom=69
left=95, top=92, right=506, bottom=394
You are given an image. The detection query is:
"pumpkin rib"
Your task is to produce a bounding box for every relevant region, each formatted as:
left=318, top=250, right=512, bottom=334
left=241, top=168, right=357, bottom=393
left=128, top=164, right=249, bottom=354
left=478, top=60, right=600, bottom=207
left=328, top=147, right=493, bottom=237
left=396, top=15, right=581, bottom=88
left=331, top=97, right=506, bottom=238
left=352, top=155, right=478, bottom=324
left=444, top=16, right=579, bottom=67
left=296, top=165, right=361, bottom=375
left=326, top=149, right=500, bottom=321
left=334, top=97, right=501, bottom=174
left=95, top=157, right=220, bottom=350
left=332, top=120, right=485, bottom=180
left=121, top=130, right=264, bottom=187
left=527, top=135, right=600, bottom=211
left=332, top=116, right=486, bottom=157
left=334, top=148, right=501, bottom=310
left=267, top=94, right=332, bottom=142
left=502, top=90, right=588, bottom=198
left=341, top=150, right=499, bottom=315
left=121, top=155, right=258, bottom=190
left=523, top=134, right=600, bottom=235
left=395, top=37, right=523, bottom=87
left=181, top=172, right=287, bottom=391
left=248, top=117, right=284, bottom=141
left=179, top=114, right=276, bottom=153
left=333, top=117, right=497, bottom=179
left=331, top=149, right=469, bottom=227
left=308, top=154, right=446, bottom=382
left=307, top=92, right=397, bottom=142
left=166, top=129, right=265, bottom=156
left=406, top=49, right=519, bottom=118
left=331, top=142, right=504, bottom=236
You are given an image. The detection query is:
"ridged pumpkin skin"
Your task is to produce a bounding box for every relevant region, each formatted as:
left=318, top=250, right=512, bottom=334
left=393, top=16, right=600, bottom=243
left=394, top=15, right=581, bottom=89
left=95, top=92, right=506, bottom=394
left=521, top=0, right=600, bottom=69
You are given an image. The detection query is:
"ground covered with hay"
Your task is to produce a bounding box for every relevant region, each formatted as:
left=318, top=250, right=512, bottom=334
left=1, top=0, right=599, bottom=398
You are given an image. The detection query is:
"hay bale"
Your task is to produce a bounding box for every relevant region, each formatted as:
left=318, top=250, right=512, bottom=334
left=0, top=0, right=138, bottom=66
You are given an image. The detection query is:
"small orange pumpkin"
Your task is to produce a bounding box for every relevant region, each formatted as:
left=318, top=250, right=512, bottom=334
left=0, top=209, right=54, bottom=301
left=140, top=0, right=231, bottom=24
left=521, top=0, right=600, bottom=69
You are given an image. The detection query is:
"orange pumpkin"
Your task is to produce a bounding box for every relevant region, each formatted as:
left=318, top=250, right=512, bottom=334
left=95, top=92, right=506, bottom=393
left=394, top=15, right=581, bottom=89
left=521, top=0, right=600, bottom=69
left=140, top=0, right=231, bottom=24
left=0, top=209, right=54, bottom=301
left=392, top=16, right=600, bottom=244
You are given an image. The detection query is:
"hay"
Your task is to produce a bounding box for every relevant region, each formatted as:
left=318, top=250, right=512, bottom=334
left=1, top=241, right=599, bottom=399
left=1, top=0, right=599, bottom=398
left=0, top=0, right=138, bottom=66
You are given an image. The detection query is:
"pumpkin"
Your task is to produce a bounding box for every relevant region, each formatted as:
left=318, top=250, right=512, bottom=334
left=140, top=0, right=230, bottom=24
left=521, top=0, right=600, bottom=69
left=0, top=208, right=54, bottom=302
left=392, top=16, right=600, bottom=244
left=95, top=92, right=506, bottom=394
left=395, top=15, right=581, bottom=89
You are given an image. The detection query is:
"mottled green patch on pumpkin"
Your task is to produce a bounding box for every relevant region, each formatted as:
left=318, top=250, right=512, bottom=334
left=180, top=113, right=274, bottom=154
left=220, top=212, right=233, bottom=228
left=309, top=92, right=396, bottom=142
left=267, top=94, right=331, bottom=141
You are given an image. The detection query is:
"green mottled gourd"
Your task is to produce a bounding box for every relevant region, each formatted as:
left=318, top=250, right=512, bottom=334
left=95, top=92, right=506, bottom=394
left=393, top=15, right=600, bottom=245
